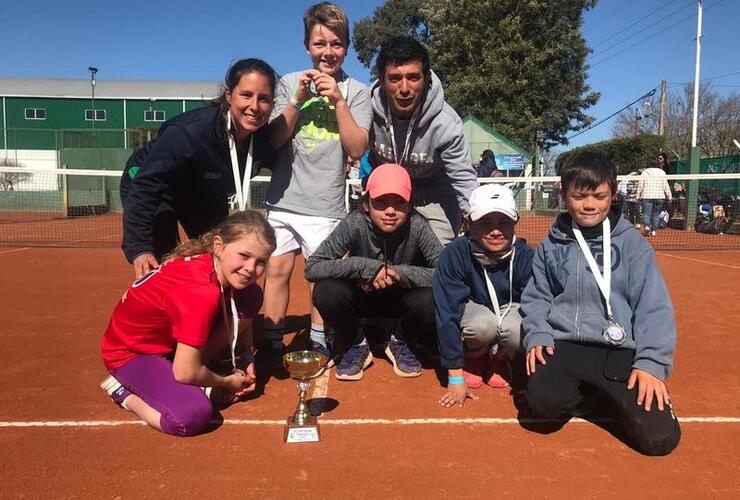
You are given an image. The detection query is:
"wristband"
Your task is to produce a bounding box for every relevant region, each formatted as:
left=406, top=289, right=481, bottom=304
left=289, top=95, right=302, bottom=109
left=448, top=376, right=465, bottom=385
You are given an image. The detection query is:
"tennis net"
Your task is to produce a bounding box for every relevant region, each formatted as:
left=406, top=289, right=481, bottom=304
left=1, top=167, right=738, bottom=250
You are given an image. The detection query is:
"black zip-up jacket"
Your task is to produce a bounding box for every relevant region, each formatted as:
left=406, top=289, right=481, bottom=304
left=120, top=105, right=273, bottom=263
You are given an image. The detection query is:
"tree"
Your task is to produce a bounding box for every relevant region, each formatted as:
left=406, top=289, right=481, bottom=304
left=0, top=158, right=32, bottom=191
left=353, top=0, right=600, bottom=148
left=555, top=134, right=666, bottom=175
left=612, top=84, right=740, bottom=158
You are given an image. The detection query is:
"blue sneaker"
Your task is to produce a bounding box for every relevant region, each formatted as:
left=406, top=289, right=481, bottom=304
left=100, top=375, right=132, bottom=409
left=310, top=341, right=335, bottom=369
left=335, top=343, right=373, bottom=381
left=384, top=338, right=422, bottom=377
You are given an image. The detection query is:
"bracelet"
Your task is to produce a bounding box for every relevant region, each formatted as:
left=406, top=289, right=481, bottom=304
left=448, top=376, right=465, bottom=385
left=289, top=95, right=302, bottom=109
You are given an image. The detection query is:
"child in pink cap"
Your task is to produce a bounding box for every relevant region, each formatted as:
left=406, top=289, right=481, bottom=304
left=305, top=164, right=442, bottom=380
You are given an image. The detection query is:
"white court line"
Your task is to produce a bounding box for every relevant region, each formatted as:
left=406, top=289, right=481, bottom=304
left=0, top=247, right=29, bottom=256
left=1, top=416, right=739, bottom=428
left=657, top=252, right=740, bottom=270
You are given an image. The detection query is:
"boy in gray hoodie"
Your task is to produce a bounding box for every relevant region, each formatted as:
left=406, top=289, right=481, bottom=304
left=305, top=164, right=442, bottom=380
left=368, top=36, right=477, bottom=244
left=522, top=151, right=681, bottom=456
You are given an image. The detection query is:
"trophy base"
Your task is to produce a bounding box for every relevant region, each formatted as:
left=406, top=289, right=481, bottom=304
left=284, top=416, right=321, bottom=443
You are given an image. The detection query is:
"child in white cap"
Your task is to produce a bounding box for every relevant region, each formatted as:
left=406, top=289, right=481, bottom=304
left=434, top=184, right=534, bottom=407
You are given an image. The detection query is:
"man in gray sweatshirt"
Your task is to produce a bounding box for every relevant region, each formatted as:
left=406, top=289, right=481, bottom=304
left=368, top=36, right=477, bottom=244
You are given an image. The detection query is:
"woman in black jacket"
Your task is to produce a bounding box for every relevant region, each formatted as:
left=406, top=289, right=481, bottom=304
left=121, top=58, right=276, bottom=277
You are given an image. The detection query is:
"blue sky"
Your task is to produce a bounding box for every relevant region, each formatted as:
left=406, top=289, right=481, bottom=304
left=1, top=0, right=738, bottom=155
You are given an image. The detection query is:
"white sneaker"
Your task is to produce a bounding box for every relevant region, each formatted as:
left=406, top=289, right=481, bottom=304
left=651, top=230, right=656, bottom=236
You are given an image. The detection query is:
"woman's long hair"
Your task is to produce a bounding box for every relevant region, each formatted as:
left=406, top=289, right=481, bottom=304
left=166, top=210, right=276, bottom=260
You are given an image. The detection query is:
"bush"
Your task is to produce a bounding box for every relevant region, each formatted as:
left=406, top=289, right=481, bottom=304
left=556, top=134, right=667, bottom=175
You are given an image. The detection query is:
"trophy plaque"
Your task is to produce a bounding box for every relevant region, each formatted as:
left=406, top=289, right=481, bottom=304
left=283, top=350, right=328, bottom=443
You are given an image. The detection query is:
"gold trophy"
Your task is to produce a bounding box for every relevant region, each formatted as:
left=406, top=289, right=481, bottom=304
left=283, top=350, right=329, bottom=443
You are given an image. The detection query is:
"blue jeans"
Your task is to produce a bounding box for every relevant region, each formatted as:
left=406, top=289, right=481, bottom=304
left=641, top=199, right=662, bottom=230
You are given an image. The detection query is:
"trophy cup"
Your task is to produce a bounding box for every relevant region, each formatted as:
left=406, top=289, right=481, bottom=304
left=283, top=350, right=329, bottom=443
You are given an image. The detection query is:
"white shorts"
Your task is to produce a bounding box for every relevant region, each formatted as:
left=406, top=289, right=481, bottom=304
left=267, top=210, right=341, bottom=258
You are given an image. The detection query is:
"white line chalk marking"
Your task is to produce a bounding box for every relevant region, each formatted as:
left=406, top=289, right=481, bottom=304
left=0, top=247, right=29, bottom=255
left=1, top=416, right=738, bottom=428
left=657, top=252, right=740, bottom=270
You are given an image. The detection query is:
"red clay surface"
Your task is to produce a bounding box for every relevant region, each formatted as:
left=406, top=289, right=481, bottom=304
left=1, top=248, right=739, bottom=498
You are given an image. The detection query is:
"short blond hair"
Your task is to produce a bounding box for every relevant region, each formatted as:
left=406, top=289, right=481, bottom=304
left=303, top=2, right=350, bottom=49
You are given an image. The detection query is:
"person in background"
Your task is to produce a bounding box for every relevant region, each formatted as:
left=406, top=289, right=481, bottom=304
left=637, top=153, right=672, bottom=236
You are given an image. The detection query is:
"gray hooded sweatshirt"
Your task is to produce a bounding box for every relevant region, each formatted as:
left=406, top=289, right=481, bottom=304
left=369, top=72, right=477, bottom=234
left=304, top=210, right=442, bottom=288
left=521, top=211, right=676, bottom=380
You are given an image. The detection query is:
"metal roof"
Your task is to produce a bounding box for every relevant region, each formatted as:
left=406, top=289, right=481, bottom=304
left=0, top=78, right=221, bottom=100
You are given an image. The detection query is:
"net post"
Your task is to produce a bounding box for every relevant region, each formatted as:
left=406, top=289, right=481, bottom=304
left=686, top=147, right=701, bottom=231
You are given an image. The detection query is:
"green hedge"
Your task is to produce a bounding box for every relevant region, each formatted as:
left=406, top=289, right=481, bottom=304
left=556, top=134, right=667, bottom=175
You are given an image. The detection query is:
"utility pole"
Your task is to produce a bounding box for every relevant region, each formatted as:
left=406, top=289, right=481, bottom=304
left=687, top=0, right=703, bottom=230
left=659, top=80, right=667, bottom=136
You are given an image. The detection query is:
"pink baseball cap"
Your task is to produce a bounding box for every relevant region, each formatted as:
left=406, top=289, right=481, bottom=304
left=366, top=163, right=412, bottom=202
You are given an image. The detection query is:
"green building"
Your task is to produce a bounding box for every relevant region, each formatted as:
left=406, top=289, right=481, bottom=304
left=0, top=77, right=219, bottom=151
left=462, top=114, right=532, bottom=173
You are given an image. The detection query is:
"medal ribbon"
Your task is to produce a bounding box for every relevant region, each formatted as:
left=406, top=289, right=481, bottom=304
left=572, top=217, right=614, bottom=319
left=226, top=112, right=254, bottom=212
left=215, top=256, right=241, bottom=372
left=384, top=98, right=422, bottom=165
left=476, top=247, right=515, bottom=328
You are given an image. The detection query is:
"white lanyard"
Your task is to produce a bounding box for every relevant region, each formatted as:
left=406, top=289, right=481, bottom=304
left=477, top=247, right=515, bottom=328
left=572, top=217, right=614, bottom=319
left=215, top=257, right=240, bottom=372
left=226, top=112, right=253, bottom=212
left=384, top=98, right=421, bottom=164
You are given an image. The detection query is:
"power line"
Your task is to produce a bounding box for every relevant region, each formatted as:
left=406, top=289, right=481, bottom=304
left=589, top=0, right=695, bottom=59
left=591, top=0, right=687, bottom=50
left=668, top=70, right=740, bottom=87
left=567, top=88, right=658, bottom=142
left=588, top=0, right=639, bottom=30
left=589, top=0, right=728, bottom=68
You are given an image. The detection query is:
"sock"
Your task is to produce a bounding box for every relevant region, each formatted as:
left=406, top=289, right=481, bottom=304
left=310, top=323, right=326, bottom=347
left=264, top=325, right=284, bottom=350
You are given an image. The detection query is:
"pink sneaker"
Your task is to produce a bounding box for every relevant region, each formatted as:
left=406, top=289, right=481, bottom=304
left=463, top=356, right=485, bottom=389
left=484, top=357, right=511, bottom=389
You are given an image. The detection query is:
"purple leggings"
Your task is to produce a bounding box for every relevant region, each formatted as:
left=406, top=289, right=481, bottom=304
left=110, top=355, right=213, bottom=437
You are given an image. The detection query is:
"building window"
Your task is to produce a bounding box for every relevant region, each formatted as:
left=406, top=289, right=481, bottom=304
left=144, top=110, right=166, bottom=122
left=24, top=108, right=47, bottom=120
left=85, top=109, right=107, bottom=121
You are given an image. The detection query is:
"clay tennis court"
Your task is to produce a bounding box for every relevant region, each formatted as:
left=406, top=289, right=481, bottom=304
left=1, top=245, right=739, bottom=498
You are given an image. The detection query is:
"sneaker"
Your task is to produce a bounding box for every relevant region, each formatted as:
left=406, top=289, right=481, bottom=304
left=643, top=226, right=651, bottom=236
left=651, top=230, right=656, bottom=236
left=484, top=357, right=511, bottom=389
left=463, top=356, right=485, bottom=389
left=384, top=338, right=422, bottom=378
left=335, top=343, right=374, bottom=381
left=310, top=341, right=335, bottom=369
left=100, top=375, right=131, bottom=409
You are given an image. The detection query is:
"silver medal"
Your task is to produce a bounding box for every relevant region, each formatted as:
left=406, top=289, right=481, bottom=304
left=602, top=319, right=626, bottom=346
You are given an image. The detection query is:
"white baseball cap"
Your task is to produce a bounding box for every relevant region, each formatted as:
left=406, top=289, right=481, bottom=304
left=468, top=184, right=518, bottom=222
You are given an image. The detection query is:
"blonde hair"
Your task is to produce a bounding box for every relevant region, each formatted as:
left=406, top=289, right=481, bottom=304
left=167, top=210, right=276, bottom=260
left=303, top=2, right=350, bottom=49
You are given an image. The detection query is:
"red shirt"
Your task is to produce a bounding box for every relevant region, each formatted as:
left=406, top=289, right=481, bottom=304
left=102, top=253, right=262, bottom=370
